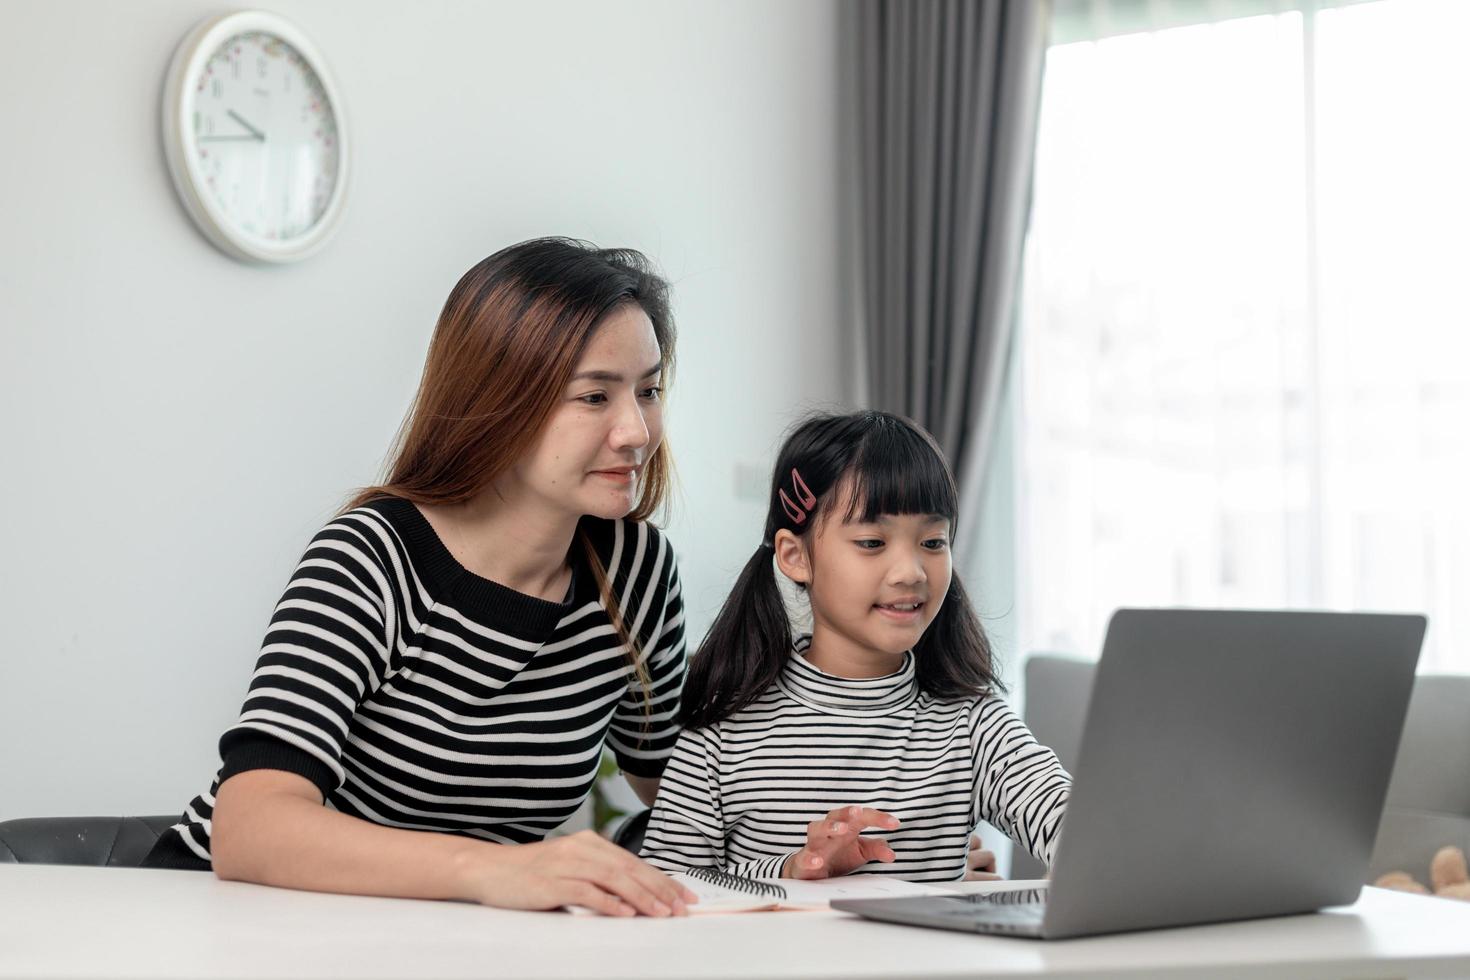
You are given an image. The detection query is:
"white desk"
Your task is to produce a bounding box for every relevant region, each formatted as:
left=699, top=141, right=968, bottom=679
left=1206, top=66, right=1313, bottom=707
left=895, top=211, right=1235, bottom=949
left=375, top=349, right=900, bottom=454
left=3, top=865, right=1470, bottom=979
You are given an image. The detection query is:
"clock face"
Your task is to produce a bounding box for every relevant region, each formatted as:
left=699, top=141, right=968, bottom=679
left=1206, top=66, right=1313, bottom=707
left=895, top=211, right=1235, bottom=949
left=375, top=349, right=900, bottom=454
left=189, top=31, right=340, bottom=243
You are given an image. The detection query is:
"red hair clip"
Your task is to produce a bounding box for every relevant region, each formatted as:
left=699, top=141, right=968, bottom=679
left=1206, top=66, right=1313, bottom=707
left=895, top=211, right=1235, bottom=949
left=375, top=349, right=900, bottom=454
left=778, top=468, right=817, bottom=525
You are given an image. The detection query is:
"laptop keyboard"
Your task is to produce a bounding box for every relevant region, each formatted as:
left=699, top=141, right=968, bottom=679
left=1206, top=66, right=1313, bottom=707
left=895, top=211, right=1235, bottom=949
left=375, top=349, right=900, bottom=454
left=957, top=887, right=1050, bottom=907
left=831, top=888, right=1051, bottom=937
left=948, top=888, right=1049, bottom=935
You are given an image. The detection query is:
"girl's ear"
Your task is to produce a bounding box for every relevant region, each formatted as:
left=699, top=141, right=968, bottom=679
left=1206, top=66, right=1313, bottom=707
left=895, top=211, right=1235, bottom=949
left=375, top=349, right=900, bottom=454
left=773, top=528, right=811, bottom=585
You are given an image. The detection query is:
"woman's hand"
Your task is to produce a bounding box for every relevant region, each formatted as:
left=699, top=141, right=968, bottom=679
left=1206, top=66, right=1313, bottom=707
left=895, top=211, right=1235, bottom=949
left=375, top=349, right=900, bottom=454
left=964, top=833, right=1002, bottom=881
left=782, top=805, right=900, bottom=879
left=460, top=829, right=698, bottom=917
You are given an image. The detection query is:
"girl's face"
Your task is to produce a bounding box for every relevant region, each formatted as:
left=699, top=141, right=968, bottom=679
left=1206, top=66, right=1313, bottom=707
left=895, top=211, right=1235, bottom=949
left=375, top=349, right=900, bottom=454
left=507, top=303, right=665, bottom=521
left=780, top=489, right=954, bottom=658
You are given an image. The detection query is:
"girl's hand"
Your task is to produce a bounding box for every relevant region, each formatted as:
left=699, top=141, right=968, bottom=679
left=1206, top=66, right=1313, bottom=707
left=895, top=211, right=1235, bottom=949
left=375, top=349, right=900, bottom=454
left=461, top=830, right=698, bottom=917
left=782, top=805, right=900, bottom=879
left=964, top=833, right=1002, bottom=881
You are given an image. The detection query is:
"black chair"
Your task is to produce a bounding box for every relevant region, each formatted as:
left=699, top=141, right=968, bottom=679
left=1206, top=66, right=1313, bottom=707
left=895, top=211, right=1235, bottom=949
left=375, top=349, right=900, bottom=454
left=0, top=815, right=177, bottom=867
left=0, top=809, right=653, bottom=866
left=610, top=808, right=651, bottom=854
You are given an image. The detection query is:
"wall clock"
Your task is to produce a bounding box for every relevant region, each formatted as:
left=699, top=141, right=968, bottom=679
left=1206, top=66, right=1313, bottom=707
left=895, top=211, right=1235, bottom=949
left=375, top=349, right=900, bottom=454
left=162, top=11, right=349, bottom=263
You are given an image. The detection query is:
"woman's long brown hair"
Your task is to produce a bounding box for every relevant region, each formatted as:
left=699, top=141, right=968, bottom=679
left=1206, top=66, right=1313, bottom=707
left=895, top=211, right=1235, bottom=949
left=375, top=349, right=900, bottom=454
left=345, top=238, right=677, bottom=707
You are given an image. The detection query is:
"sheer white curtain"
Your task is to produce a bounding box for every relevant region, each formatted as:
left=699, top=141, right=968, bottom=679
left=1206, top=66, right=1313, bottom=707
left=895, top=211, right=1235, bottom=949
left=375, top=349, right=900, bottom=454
left=1015, top=0, right=1470, bottom=672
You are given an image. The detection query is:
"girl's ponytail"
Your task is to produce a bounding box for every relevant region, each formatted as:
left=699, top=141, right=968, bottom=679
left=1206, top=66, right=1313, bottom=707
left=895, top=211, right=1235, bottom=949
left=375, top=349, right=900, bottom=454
left=678, top=545, right=792, bottom=729
left=911, top=571, right=1005, bottom=701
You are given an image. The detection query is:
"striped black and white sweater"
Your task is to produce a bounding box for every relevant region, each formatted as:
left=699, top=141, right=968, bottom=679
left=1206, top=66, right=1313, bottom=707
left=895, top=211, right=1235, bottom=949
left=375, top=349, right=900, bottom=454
left=146, top=496, right=686, bottom=868
left=639, top=644, right=1071, bottom=882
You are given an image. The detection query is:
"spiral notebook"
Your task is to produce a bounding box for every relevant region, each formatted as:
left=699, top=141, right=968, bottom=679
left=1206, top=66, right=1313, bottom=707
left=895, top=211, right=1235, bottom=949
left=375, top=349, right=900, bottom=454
left=670, top=867, right=952, bottom=914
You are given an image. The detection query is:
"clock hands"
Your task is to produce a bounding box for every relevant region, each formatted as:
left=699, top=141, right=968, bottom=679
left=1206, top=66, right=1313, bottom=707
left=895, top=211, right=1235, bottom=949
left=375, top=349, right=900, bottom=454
left=227, top=109, right=266, bottom=140
left=200, top=109, right=266, bottom=143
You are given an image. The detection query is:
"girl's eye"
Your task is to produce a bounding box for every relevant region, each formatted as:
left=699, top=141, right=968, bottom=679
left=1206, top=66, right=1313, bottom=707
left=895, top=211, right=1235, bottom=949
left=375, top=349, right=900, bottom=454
left=639, top=385, right=663, bottom=401
left=578, top=392, right=608, bottom=406
left=923, top=538, right=950, bottom=551
left=855, top=539, right=884, bottom=550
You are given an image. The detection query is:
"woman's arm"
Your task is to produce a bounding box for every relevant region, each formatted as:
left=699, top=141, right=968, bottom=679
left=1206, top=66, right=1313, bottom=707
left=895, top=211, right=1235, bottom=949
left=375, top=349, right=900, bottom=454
left=608, top=541, right=688, bottom=810
left=212, top=769, right=694, bottom=915
left=624, top=773, right=661, bottom=808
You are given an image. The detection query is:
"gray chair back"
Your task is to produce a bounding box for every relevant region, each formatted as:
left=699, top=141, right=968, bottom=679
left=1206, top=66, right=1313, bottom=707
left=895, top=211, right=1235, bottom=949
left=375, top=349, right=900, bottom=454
left=1013, top=653, right=1470, bottom=886
left=1012, top=654, right=1093, bottom=879
left=1367, top=675, right=1470, bottom=884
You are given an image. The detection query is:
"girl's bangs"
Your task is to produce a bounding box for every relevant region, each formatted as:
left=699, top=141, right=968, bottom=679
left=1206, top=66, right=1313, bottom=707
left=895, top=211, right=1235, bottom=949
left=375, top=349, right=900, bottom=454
left=837, top=422, right=958, bottom=525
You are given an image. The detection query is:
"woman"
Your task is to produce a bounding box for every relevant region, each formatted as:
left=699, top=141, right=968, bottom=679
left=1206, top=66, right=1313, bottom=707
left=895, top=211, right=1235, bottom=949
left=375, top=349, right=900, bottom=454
left=144, top=238, right=697, bottom=918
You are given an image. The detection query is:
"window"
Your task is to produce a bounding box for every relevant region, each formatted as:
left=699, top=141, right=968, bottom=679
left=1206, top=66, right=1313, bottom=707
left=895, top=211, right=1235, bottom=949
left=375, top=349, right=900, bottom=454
left=1015, top=0, right=1470, bottom=672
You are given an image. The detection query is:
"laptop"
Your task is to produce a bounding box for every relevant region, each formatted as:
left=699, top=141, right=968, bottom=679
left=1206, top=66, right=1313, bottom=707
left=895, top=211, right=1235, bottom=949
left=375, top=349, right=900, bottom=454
left=832, top=608, right=1426, bottom=940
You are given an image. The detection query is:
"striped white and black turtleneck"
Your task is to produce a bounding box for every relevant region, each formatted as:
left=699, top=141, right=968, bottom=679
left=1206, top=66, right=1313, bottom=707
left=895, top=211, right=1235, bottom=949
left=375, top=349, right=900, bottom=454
left=640, top=642, right=1071, bottom=882
left=146, top=496, right=687, bottom=869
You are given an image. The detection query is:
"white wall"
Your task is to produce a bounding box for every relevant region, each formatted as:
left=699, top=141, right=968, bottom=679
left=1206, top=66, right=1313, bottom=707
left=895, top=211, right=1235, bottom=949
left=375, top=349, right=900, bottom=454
left=0, top=0, right=846, bottom=818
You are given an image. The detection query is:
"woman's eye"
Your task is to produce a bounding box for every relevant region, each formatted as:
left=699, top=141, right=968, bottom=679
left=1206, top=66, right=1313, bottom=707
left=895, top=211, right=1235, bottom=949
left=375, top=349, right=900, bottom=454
left=639, top=385, right=663, bottom=401
left=855, top=539, right=884, bottom=550
left=579, top=392, right=608, bottom=406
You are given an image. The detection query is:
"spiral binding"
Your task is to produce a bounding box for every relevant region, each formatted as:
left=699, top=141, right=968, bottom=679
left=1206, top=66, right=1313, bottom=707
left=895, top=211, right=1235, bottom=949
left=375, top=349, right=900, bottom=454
left=685, top=866, right=787, bottom=899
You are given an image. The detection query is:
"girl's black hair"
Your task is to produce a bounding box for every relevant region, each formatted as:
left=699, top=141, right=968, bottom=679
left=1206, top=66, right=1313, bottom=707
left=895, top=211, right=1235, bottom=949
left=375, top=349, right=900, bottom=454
left=679, top=410, right=1004, bottom=729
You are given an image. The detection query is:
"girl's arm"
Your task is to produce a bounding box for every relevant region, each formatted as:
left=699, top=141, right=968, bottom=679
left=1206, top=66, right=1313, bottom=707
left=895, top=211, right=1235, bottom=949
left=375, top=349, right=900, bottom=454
left=636, top=716, right=903, bottom=880
left=970, top=697, right=1073, bottom=866
left=213, top=769, right=693, bottom=915
left=639, top=726, right=728, bottom=871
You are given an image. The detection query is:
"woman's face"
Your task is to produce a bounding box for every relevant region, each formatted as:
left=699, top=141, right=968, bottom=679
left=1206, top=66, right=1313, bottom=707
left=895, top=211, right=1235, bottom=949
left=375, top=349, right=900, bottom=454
left=511, top=303, right=665, bottom=521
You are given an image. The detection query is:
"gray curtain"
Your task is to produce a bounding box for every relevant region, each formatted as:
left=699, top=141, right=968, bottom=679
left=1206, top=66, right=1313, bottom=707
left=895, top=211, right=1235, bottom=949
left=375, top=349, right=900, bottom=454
left=849, top=0, right=1051, bottom=556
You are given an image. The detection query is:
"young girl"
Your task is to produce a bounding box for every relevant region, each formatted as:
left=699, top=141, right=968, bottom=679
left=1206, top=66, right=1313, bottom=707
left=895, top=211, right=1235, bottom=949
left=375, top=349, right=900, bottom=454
left=641, top=410, right=1071, bottom=882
